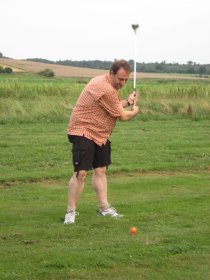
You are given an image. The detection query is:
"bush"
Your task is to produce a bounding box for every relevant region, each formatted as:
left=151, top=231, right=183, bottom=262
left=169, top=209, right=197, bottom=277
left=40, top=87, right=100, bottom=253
left=38, top=68, right=54, bottom=77
left=4, top=67, right=13, bottom=74
left=0, top=66, right=13, bottom=74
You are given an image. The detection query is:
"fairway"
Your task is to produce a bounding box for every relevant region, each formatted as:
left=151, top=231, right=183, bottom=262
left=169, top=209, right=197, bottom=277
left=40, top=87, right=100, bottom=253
left=1, top=173, right=210, bottom=280
left=0, top=73, right=210, bottom=279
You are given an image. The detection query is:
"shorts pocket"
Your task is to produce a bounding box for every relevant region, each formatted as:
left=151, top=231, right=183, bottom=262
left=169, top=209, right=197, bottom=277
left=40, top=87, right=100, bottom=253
left=72, top=150, right=80, bottom=167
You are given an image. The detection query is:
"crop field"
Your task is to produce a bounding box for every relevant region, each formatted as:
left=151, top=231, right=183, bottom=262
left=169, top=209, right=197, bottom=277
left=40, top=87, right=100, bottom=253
left=1, top=58, right=209, bottom=79
left=0, top=72, right=210, bottom=280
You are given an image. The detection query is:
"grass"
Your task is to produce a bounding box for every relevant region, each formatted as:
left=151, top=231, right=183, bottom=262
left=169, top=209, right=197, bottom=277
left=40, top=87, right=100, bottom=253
left=0, top=119, right=210, bottom=183
left=0, top=73, right=210, bottom=279
left=1, top=173, right=210, bottom=280
left=0, top=73, right=210, bottom=123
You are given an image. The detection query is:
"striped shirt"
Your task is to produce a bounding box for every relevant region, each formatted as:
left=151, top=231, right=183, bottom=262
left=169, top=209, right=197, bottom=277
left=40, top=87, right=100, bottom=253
left=67, top=74, right=124, bottom=146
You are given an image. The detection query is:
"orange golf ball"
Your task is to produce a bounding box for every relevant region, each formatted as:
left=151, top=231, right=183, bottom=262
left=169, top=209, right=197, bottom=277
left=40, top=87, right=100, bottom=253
left=130, top=227, right=137, bottom=235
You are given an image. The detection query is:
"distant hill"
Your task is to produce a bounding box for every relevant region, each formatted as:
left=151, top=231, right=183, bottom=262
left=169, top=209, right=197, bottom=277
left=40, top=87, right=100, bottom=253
left=0, top=57, right=209, bottom=80
left=27, top=58, right=210, bottom=76
left=0, top=58, right=107, bottom=78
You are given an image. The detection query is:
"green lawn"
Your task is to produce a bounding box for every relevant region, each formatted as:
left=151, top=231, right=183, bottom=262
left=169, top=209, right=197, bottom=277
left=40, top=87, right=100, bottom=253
left=0, top=74, right=210, bottom=279
left=1, top=172, right=210, bottom=280
left=0, top=119, right=210, bottom=183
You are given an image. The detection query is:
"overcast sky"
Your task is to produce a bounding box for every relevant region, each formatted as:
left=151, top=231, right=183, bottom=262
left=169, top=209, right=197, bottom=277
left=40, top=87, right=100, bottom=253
left=1, top=0, right=210, bottom=64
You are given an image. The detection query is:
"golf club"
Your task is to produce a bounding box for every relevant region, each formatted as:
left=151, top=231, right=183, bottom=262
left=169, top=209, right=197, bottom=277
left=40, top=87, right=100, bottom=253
left=131, top=24, right=139, bottom=96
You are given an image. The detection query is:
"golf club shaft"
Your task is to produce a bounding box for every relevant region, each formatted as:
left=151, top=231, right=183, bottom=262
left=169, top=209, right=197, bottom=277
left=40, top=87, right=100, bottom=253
left=133, top=31, right=137, bottom=95
left=131, top=24, right=139, bottom=96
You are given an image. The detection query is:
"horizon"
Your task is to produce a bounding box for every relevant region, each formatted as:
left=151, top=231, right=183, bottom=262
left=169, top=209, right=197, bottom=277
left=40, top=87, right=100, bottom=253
left=1, top=56, right=210, bottom=66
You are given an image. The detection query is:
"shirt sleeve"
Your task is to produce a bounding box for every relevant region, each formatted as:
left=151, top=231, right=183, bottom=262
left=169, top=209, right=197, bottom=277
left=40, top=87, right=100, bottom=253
left=98, top=90, right=123, bottom=117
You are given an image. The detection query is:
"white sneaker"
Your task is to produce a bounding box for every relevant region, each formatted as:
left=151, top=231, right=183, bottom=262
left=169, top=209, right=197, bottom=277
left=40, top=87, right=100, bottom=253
left=98, top=206, right=123, bottom=218
left=64, top=211, right=79, bottom=224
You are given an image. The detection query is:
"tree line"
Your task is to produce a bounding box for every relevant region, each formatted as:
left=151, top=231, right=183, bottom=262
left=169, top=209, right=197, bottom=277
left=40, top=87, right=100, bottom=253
left=1, top=52, right=209, bottom=75
left=26, top=58, right=210, bottom=76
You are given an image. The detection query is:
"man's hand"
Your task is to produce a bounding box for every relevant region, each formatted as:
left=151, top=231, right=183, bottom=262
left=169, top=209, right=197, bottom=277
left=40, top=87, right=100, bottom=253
left=127, top=91, right=139, bottom=106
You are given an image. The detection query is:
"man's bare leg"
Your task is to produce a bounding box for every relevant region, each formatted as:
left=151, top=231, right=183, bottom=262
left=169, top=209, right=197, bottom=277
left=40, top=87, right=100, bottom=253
left=92, top=167, right=109, bottom=210
left=67, top=170, right=87, bottom=211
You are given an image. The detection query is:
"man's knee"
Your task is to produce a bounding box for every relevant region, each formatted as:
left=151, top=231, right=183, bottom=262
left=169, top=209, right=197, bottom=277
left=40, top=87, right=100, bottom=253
left=93, top=167, right=107, bottom=176
left=76, top=170, right=87, bottom=180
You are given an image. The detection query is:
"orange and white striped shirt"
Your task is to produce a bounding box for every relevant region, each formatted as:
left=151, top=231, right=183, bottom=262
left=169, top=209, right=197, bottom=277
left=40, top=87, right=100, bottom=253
left=67, top=74, right=123, bottom=146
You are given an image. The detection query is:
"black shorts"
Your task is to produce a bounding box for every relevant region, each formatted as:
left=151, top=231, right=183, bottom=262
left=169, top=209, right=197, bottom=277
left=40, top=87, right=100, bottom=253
left=68, top=135, right=111, bottom=171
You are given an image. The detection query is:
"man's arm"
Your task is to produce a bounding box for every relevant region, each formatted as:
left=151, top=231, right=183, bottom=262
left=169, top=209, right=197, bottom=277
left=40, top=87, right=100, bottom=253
left=118, top=104, right=139, bottom=121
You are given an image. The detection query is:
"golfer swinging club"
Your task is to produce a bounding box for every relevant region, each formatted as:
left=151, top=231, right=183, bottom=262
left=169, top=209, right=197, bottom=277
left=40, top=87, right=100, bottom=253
left=64, top=60, right=139, bottom=224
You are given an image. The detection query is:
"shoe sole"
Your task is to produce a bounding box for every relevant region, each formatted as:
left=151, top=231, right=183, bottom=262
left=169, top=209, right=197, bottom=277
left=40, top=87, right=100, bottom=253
left=97, top=211, right=124, bottom=218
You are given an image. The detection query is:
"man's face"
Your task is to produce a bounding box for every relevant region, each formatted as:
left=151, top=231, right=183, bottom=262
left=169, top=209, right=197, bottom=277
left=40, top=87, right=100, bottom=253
left=110, top=68, right=130, bottom=90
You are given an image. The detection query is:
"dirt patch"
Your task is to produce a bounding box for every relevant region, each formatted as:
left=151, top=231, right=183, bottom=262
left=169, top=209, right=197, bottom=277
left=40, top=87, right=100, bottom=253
left=1, top=169, right=209, bottom=188
left=0, top=62, right=24, bottom=72
left=0, top=183, right=11, bottom=189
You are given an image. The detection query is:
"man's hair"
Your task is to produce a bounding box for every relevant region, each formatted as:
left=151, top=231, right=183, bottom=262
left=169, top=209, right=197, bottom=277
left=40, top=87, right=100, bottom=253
left=110, top=60, right=131, bottom=75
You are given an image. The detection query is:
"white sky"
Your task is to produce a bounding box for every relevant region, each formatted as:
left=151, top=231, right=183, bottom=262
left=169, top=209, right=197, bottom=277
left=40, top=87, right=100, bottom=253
left=1, top=0, right=210, bottom=64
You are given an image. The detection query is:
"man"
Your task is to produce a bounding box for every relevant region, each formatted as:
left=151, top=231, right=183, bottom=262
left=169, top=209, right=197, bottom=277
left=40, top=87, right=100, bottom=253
left=64, top=60, right=139, bottom=224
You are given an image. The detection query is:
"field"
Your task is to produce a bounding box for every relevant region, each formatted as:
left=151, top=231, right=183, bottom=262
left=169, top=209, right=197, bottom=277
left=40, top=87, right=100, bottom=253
left=1, top=57, right=209, bottom=79
left=0, top=70, right=210, bottom=280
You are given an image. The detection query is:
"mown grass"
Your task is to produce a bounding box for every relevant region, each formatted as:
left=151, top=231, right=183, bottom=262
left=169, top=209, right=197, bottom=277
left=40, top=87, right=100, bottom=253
left=1, top=173, right=210, bottom=280
left=0, top=119, right=210, bottom=183
left=0, top=73, right=210, bottom=279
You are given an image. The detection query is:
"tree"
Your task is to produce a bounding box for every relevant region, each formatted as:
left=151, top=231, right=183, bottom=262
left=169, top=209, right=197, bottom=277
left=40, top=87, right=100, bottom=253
left=0, top=52, right=3, bottom=58
left=187, top=61, right=193, bottom=65
left=198, top=66, right=207, bottom=76
left=155, top=63, right=163, bottom=71
left=187, top=66, right=196, bottom=74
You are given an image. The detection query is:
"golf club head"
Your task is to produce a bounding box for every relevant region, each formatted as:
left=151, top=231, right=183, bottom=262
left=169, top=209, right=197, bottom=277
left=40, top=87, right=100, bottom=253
left=131, top=24, right=139, bottom=33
